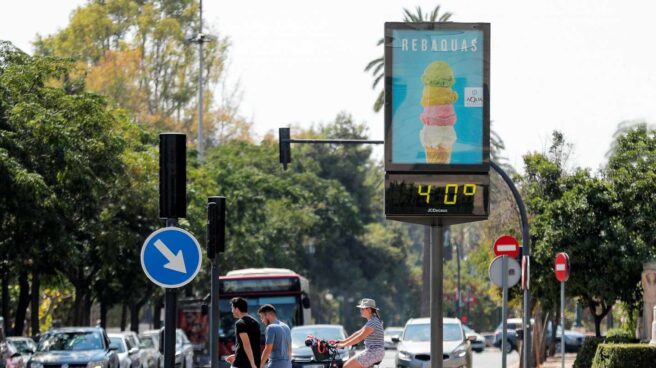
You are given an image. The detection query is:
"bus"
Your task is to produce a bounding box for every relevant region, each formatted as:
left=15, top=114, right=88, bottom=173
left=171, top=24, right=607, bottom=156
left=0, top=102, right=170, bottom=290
left=177, top=268, right=311, bottom=364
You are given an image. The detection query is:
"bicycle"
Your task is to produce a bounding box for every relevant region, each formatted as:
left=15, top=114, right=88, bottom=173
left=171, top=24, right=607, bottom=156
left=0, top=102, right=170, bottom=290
left=304, top=336, right=340, bottom=368
left=304, top=336, right=382, bottom=368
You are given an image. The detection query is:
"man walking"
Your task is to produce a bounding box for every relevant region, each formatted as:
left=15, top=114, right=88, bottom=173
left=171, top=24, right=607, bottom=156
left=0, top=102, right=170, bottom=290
left=258, top=304, right=292, bottom=368
left=226, top=297, right=261, bottom=368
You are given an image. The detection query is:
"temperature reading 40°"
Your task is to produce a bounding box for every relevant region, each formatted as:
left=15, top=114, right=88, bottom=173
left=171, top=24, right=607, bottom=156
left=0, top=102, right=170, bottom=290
left=417, top=184, right=477, bottom=205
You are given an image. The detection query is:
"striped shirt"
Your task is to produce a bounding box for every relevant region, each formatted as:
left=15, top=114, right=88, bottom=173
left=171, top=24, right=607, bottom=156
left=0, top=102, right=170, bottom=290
left=363, top=316, right=384, bottom=350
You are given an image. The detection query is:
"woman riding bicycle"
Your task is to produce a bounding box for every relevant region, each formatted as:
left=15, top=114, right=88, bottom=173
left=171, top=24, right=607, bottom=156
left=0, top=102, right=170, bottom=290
left=336, top=298, right=385, bottom=368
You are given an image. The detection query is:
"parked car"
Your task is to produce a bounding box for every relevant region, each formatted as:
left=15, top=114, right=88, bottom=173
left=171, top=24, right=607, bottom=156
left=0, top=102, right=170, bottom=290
left=28, top=327, right=119, bottom=368
left=1, top=339, right=25, bottom=368
left=395, top=317, right=473, bottom=368
left=461, top=326, right=485, bottom=353
left=5, top=338, right=36, bottom=365
left=109, top=334, right=141, bottom=368
left=383, top=327, right=404, bottom=350
left=545, top=324, right=585, bottom=353
left=137, top=333, right=162, bottom=368
left=290, top=325, right=354, bottom=368
left=493, top=318, right=534, bottom=353
left=122, top=332, right=148, bottom=368
left=140, top=329, right=193, bottom=368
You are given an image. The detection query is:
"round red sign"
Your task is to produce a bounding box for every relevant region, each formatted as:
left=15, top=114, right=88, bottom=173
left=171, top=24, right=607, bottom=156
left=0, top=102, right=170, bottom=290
left=554, top=252, right=570, bottom=282
left=493, top=235, right=520, bottom=258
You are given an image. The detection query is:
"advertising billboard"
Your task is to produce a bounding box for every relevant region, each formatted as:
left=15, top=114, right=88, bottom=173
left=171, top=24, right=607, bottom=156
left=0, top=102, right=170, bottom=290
left=384, top=23, right=490, bottom=172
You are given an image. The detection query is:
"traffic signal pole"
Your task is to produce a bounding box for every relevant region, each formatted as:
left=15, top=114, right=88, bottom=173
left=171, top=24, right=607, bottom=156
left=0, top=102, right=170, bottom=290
left=490, top=161, right=532, bottom=368
left=159, top=133, right=187, bottom=368
left=207, top=197, right=226, bottom=368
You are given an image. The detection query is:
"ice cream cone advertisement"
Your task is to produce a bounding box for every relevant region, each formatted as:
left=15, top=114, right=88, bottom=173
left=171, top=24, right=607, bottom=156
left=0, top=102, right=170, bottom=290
left=384, top=23, right=490, bottom=172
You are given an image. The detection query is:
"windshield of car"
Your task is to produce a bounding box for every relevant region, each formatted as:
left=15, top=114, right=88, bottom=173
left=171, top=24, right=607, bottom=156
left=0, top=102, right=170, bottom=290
left=109, top=337, right=127, bottom=353
left=38, top=332, right=105, bottom=352
left=9, top=340, right=35, bottom=353
left=385, top=328, right=403, bottom=337
left=291, top=327, right=345, bottom=348
left=140, top=336, right=155, bottom=349
left=462, top=325, right=473, bottom=333
left=403, top=323, right=463, bottom=342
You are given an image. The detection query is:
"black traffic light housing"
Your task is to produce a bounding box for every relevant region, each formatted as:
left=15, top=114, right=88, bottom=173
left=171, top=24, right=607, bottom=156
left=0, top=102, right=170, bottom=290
left=207, top=196, right=226, bottom=258
left=159, top=133, right=187, bottom=219
left=279, top=127, right=291, bottom=170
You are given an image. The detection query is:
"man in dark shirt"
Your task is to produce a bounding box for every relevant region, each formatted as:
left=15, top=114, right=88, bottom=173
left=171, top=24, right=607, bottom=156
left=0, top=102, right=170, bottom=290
left=226, top=297, right=261, bottom=368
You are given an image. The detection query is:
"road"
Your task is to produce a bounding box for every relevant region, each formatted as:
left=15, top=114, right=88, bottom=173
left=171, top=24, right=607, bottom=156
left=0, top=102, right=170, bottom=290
left=380, top=347, right=519, bottom=368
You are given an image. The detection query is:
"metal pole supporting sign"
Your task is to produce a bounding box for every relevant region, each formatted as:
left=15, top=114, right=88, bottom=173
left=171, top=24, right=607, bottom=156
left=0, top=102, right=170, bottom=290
left=554, top=253, right=570, bottom=368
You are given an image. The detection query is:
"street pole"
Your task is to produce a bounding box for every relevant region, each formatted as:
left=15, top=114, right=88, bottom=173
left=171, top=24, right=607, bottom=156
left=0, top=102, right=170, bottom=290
left=197, top=0, right=204, bottom=160
left=430, top=225, right=443, bottom=368
left=164, top=218, right=178, bottom=368
left=159, top=133, right=186, bottom=368
left=208, top=196, right=225, bottom=368
left=502, top=255, right=508, bottom=368
left=561, top=281, right=565, bottom=368
left=491, top=161, right=531, bottom=368
left=456, top=242, right=461, bottom=320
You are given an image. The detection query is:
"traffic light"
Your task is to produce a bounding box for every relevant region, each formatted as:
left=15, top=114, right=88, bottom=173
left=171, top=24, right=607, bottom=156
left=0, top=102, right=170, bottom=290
left=207, top=196, right=226, bottom=258
left=279, top=127, right=291, bottom=170
left=159, top=133, right=187, bottom=219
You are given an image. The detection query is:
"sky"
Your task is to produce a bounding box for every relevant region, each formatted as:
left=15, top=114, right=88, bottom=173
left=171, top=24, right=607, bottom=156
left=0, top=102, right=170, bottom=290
left=2, top=0, right=655, bottom=172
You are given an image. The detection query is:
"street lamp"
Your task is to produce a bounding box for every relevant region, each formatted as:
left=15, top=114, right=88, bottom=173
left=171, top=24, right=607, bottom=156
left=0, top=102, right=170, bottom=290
left=186, top=0, right=217, bottom=161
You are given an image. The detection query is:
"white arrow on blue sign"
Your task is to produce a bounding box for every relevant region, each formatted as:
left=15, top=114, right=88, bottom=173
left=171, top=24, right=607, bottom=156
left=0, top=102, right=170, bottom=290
left=141, top=227, right=202, bottom=288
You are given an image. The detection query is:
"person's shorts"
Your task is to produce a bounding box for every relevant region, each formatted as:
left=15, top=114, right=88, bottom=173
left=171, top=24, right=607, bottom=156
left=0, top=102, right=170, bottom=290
left=355, top=348, right=385, bottom=367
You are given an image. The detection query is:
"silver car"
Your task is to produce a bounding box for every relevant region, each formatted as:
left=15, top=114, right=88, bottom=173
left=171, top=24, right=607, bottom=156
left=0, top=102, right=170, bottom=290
left=5, top=337, right=36, bottom=365
left=137, top=334, right=162, bottom=368
left=109, top=334, right=141, bottom=368
left=384, top=327, right=404, bottom=350
left=140, top=329, right=193, bottom=368
left=395, top=318, right=473, bottom=368
left=461, top=326, right=484, bottom=353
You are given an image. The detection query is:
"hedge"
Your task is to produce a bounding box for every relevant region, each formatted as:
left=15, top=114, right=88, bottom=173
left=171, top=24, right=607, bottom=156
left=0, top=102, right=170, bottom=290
left=572, top=335, right=638, bottom=368
left=591, top=344, right=656, bottom=368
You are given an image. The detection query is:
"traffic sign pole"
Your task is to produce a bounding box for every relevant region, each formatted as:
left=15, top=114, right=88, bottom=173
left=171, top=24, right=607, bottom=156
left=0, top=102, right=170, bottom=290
left=554, top=252, right=570, bottom=368
left=502, top=255, right=508, bottom=368
left=164, top=220, right=177, bottom=368
left=561, top=281, right=565, bottom=368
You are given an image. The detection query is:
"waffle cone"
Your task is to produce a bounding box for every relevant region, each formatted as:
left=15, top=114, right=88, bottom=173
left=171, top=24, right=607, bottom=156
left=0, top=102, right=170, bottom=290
left=425, top=145, right=452, bottom=163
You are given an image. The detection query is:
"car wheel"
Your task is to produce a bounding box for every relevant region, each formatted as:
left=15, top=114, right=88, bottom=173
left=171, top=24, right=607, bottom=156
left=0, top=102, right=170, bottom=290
left=503, top=341, right=513, bottom=354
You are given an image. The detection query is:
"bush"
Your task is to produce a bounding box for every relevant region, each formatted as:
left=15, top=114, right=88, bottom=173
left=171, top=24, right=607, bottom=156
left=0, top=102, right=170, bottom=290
left=591, top=344, right=656, bottom=368
left=573, top=335, right=638, bottom=368
left=604, top=328, right=634, bottom=340
left=573, top=337, right=604, bottom=368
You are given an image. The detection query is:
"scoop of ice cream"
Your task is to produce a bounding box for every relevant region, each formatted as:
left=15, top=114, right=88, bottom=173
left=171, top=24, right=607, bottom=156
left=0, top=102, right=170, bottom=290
left=421, top=104, right=457, bottom=126
left=420, top=126, right=457, bottom=147
left=421, top=86, right=458, bottom=106
left=421, top=61, right=455, bottom=87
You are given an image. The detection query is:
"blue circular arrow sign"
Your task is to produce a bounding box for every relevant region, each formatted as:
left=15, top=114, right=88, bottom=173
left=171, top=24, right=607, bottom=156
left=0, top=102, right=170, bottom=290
left=141, top=227, right=202, bottom=288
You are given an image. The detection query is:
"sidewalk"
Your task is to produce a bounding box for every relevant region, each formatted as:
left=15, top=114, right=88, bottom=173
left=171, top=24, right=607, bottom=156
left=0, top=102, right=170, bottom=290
left=510, top=353, right=576, bottom=368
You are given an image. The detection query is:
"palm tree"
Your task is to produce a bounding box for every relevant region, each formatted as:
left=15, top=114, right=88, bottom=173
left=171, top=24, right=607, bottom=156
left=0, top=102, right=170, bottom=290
left=364, top=5, right=453, bottom=112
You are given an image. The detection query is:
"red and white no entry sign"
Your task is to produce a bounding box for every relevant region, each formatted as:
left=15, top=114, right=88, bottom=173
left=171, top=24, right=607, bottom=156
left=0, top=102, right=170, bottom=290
left=493, top=235, right=520, bottom=258
left=554, top=252, right=570, bottom=282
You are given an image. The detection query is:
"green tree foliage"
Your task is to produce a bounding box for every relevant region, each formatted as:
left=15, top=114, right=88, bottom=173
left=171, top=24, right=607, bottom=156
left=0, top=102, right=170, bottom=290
left=521, top=132, right=646, bottom=337
left=0, top=40, right=165, bottom=329
left=34, top=0, right=251, bottom=147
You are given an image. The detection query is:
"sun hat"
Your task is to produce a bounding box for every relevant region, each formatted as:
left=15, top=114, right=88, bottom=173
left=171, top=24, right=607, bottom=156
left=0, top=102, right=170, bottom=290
left=355, top=298, right=380, bottom=310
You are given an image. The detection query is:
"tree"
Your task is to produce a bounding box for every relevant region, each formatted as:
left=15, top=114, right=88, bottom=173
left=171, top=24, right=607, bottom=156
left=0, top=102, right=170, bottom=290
left=521, top=132, right=646, bottom=337
left=364, top=5, right=453, bottom=112
left=34, top=0, right=250, bottom=148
